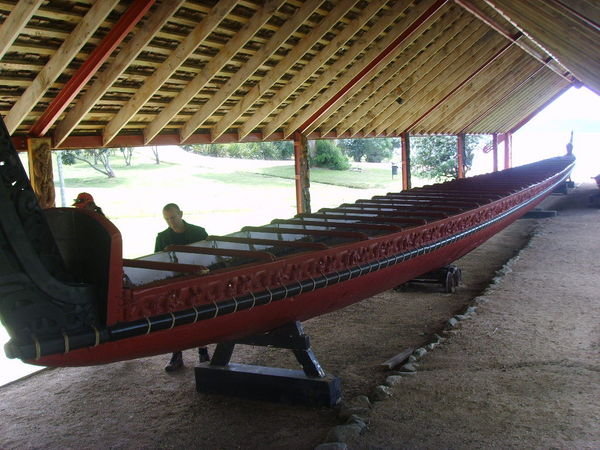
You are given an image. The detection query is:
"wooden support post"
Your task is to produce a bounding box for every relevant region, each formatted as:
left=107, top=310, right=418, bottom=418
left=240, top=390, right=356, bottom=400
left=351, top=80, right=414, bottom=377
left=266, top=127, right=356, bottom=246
left=27, top=137, right=55, bottom=208
left=503, top=132, right=512, bottom=169
left=293, top=132, right=311, bottom=214
left=457, top=133, right=465, bottom=179
left=401, top=132, right=411, bottom=190
left=492, top=133, right=499, bottom=172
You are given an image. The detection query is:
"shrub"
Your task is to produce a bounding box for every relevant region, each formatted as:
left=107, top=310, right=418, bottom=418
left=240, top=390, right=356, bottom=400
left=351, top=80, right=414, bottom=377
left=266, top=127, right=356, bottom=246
left=311, top=140, right=350, bottom=170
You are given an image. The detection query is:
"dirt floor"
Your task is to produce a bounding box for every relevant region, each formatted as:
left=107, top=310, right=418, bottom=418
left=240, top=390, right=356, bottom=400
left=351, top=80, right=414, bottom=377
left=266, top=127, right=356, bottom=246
left=1, top=184, right=598, bottom=449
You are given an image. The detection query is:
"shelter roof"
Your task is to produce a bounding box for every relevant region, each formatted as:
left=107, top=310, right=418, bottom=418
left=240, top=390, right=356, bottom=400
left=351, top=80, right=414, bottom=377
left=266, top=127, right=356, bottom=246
left=0, top=0, right=598, bottom=149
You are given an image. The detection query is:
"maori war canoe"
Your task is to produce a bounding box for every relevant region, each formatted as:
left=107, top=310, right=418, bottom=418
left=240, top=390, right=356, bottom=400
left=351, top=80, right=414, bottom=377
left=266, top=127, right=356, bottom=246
left=0, top=121, right=574, bottom=367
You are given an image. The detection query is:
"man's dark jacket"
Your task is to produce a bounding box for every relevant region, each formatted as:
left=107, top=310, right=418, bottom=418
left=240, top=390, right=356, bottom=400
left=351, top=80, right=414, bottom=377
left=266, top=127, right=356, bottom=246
left=154, top=221, right=208, bottom=252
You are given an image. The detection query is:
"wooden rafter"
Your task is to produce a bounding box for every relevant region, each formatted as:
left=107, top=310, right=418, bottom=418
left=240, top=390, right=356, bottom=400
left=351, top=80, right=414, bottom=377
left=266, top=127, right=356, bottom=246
left=300, top=1, right=449, bottom=137
left=143, top=0, right=284, bottom=144
left=179, top=0, right=324, bottom=143
left=389, top=34, right=515, bottom=134
left=30, top=0, right=156, bottom=138
left=209, top=0, right=359, bottom=142
left=53, top=1, right=185, bottom=147
left=260, top=1, right=411, bottom=140
left=362, top=26, right=496, bottom=136
left=4, top=0, right=119, bottom=135
left=0, top=0, right=43, bottom=60
left=321, top=8, right=472, bottom=136
left=102, top=0, right=239, bottom=145
left=237, top=0, right=388, bottom=141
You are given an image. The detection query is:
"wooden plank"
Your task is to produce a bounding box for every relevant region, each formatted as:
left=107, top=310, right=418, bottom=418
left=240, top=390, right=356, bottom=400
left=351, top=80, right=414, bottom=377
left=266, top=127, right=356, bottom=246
left=380, top=32, right=508, bottom=135
left=236, top=0, right=387, bottom=140
left=486, top=0, right=599, bottom=93
left=178, top=0, right=323, bottom=143
left=4, top=0, right=119, bottom=135
left=259, top=2, right=409, bottom=140
left=53, top=0, right=185, bottom=146
left=210, top=0, right=358, bottom=142
left=300, top=3, right=448, bottom=137
left=102, top=0, right=239, bottom=145
left=142, top=0, right=284, bottom=144
left=360, top=27, right=497, bottom=136
left=324, top=9, right=473, bottom=136
left=0, top=0, right=44, bottom=60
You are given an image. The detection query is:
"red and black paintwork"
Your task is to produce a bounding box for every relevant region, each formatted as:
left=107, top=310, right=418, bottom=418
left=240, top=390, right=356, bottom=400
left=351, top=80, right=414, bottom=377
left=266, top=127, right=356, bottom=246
left=0, top=117, right=574, bottom=366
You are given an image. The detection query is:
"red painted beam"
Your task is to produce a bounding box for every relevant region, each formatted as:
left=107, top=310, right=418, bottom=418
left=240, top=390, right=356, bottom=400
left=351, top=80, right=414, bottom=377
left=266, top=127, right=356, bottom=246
left=29, top=0, right=155, bottom=137
left=503, top=132, right=512, bottom=169
left=296, top=0, right=449, bottom=134
left=404, top=38, right=516, bottom=133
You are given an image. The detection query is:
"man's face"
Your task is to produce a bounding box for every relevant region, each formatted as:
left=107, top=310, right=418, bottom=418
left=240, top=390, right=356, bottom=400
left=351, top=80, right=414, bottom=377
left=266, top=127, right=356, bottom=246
left=163, top=207, right=184, bottom=231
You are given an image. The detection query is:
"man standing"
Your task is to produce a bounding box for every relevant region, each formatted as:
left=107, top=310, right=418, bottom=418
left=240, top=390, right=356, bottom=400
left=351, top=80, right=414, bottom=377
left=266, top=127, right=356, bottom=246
left=155, top=203, right=210, bottom=372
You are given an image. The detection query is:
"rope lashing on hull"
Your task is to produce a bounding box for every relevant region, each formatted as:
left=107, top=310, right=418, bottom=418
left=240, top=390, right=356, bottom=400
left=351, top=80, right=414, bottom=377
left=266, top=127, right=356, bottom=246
left=5, top=164, right=572, bottom=362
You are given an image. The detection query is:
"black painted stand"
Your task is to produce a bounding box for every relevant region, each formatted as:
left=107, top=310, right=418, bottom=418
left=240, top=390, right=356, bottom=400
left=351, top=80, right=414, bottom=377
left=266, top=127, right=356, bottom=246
left=396, top=264, right=462, bottom=293
left=195, top=321, right=341, bottom=407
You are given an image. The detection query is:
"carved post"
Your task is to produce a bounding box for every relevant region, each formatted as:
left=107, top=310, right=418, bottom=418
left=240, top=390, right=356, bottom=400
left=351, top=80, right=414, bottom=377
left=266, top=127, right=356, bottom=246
left=27, top=137, right=55, bottom=208
left=293, top=132, right=311, bottom=214
left=401, top=132, right=411, bottom=190
left=457, top=133, right=465, bottom=179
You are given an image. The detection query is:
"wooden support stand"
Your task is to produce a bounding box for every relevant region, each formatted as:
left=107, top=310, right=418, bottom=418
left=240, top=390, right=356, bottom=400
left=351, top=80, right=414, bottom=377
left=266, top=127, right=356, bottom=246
left=396, top=265, right=462, bottom=293
left=195, top=322, right=341, bottom=407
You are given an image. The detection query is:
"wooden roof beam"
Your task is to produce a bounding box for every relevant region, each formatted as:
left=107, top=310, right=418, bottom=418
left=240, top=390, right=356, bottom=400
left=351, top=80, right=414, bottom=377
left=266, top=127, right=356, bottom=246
left=178, top=0, right=323, bottom=144
left=260, top=1, right=417, bottom=140
left=454, top=0, right=575, bottom=83
left=29, top=0, right=156, bottom=138
left=422, top=53, right=541, bottom=133
left=0, top=0, right=43, bottom=60
left=324, top=10, right=473, bottom=137
left=142, top=0, right=284, bottom=144
left=301, top=2, right=448, bottom=137
left=400, top=37, right=515, bottom=134
left=287, top=0, right=449, bottom=138
left=238, top=0, right=387, bottom=141
left=360, top=25, right=494, bottom=136
left=53, top=1, right=185, bottom=147
left=209, top=0, right=358, bottom=142
left=458, top=59, right=552, bottom=133
left=4, top=0, right=120, bottom=135
left=508, top=84, right=571, bottom=135
left=102, top=0, right=239, bottom=145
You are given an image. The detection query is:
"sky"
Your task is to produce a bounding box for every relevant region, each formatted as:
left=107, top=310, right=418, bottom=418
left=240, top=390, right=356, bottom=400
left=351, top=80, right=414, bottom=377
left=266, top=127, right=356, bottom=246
left=472, top=86, right=600, bottom=180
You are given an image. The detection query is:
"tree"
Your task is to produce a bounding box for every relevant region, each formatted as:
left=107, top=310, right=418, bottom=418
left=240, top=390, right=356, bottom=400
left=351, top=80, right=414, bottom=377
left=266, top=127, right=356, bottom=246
left=120, top=147, right=133, bottom=166
left=410, top=135, right=483, bottom=181
left=61, top=148, right=116, bottom=178
left=151, top=146, right=160, bottom=164
left=338, top=138, right=395, bottom=162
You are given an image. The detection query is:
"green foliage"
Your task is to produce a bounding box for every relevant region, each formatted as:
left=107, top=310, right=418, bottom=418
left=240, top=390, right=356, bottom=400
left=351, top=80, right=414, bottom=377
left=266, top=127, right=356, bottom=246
left=182, top=141, right=293, bottom=160
left=310, top=140, right=350, bottom=170
left=338, top=138, right=397, bottom=162
left=411, top=135, right=483, bottom=181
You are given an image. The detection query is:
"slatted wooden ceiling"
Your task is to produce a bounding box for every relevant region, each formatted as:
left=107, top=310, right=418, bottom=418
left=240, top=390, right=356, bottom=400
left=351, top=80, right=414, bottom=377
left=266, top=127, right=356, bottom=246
left=0, top=0, right=598, bottom=150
